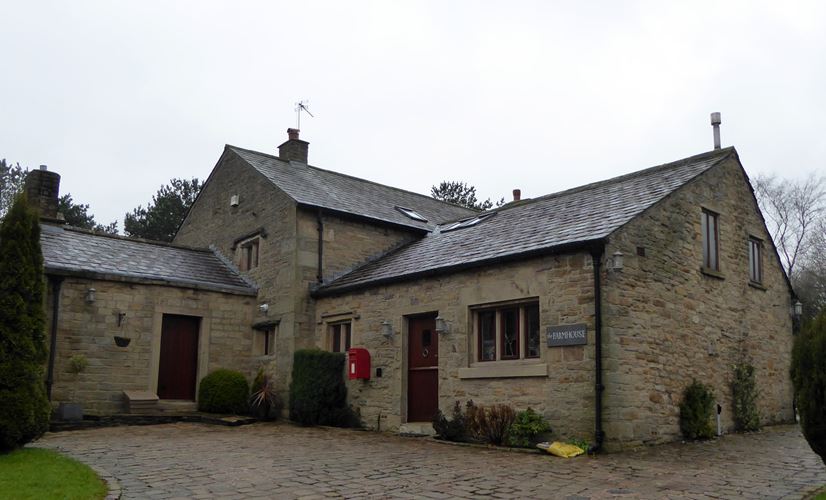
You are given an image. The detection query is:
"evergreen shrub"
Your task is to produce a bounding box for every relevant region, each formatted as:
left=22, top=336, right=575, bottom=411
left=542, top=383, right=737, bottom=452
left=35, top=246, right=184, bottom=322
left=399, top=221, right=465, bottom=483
left=432, top=401, right=466, bottom=442
left=197, top=369, right=249, bottom=414
left=289, top=349, right=359, bottom=427
left=731, top=361, right=760, bottom=432
left=679, top=380, right=715, bottom=440
left=791, top=311, right=826, bottom=464
left=0, top=195, right=51, bottom=452
left=508, top=408, right=552, bottom=447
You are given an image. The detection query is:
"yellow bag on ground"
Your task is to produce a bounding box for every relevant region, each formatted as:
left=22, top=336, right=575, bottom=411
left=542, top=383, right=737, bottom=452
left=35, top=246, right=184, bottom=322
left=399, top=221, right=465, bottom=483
left=537, top=441, right=585, bottom=458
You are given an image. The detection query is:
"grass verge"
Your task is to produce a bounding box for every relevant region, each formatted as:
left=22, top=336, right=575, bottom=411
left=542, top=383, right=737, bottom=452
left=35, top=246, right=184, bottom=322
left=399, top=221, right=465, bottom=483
left=0, top=447, right=107, bottom=500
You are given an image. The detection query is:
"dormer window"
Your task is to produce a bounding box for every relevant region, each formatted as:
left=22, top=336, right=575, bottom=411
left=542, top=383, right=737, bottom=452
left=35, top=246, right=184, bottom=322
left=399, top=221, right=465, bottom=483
left=395, top=206, right=428, bottom=223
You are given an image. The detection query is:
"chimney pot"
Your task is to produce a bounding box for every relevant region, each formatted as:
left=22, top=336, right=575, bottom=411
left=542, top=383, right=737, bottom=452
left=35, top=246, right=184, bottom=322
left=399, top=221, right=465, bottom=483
left=513, top=189, right=521, bottom=202
left=39, top=164, right=48, bottom=171
left=287, top=128, right=300, bottom=141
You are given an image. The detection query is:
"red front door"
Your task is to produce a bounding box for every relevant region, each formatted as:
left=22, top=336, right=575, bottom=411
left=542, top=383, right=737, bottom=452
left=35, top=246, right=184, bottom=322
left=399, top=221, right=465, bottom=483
left=408, top=315, right=439, bottom=422
left=157, top=314, right=200, bottom=400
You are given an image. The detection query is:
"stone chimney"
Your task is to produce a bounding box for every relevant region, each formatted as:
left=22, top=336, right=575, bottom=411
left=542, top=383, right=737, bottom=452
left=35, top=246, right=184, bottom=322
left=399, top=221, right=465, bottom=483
left=512, top=189, right=521, bottom=202
left=278, top=128, right=309, bottom=163
left=24, top=166, right=61, bottom=220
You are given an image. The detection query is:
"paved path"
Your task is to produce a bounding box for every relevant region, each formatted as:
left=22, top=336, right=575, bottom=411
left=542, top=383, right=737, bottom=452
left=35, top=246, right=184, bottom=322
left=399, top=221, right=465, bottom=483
left=34, top=423, right=825, bottom=499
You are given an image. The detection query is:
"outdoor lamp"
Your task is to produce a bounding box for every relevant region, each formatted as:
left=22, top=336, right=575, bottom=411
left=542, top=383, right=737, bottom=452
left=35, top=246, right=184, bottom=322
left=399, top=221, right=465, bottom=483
left=435, top=316, right=449, bottom=334
left=794, top=301, right=803, bottom=318
left=85, top=288, right=96, bottom=304
left=381, top=320, right=393, bottom=339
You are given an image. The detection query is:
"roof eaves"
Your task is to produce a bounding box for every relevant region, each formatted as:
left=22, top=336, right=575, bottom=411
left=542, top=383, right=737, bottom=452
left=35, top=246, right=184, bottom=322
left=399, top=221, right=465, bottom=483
left=297, top=203, right=431, bottom=234
left=311, top=238, right=606, bottom=298
left=44, top=266, right=258, bottom=297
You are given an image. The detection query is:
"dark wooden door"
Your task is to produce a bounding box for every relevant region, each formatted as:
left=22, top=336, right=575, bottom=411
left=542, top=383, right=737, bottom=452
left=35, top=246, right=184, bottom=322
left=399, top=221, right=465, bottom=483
left=408, top=315, right=438, bottom=422
left=157, top=314, right=200, bottom=400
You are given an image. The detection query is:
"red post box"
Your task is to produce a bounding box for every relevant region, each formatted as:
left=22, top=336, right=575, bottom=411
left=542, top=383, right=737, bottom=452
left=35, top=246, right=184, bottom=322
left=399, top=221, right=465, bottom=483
left=348, top=348, right=370, bottom=380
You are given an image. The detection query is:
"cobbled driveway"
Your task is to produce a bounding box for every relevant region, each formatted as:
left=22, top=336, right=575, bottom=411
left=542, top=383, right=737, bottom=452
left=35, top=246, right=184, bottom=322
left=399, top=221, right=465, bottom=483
left=34, top=423, right=825, bottom=499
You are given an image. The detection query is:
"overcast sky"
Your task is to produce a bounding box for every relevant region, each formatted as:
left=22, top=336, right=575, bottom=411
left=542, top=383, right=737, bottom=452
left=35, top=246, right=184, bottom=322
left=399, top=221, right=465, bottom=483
left=2, top=1, right=825, bottom=228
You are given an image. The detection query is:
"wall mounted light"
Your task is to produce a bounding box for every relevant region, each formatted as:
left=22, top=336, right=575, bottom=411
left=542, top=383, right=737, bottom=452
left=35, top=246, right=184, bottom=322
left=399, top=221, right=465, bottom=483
left=381, top=320, right=393, bottom=339
left=435, top=316, right=449, bottom=334
left=85, top=288, right=96, bottom=304
left=117, top=312, right=127, bottom=327
left=609, top=251, right=624, bottom=272
left=794, top=301, right=803, bottom=318
left=259, top=303, right=269, bottom=314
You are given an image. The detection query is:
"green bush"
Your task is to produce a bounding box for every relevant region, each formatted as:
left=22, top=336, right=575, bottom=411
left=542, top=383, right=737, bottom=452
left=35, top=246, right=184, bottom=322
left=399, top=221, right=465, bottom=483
left=432, top=401, right=466, bottom=442
left=731, top=361, right=760, bottom=432
left=508, top=408, right=551, bottom=447
left=0, top=195, right=51, bottom=452
left=679, top=380, right=715, bottom=440
left=791, top=311, right=826, bottom=464
left=289, top=349, right=359, bottom=427
left=197, top=369, right=249, bottom=414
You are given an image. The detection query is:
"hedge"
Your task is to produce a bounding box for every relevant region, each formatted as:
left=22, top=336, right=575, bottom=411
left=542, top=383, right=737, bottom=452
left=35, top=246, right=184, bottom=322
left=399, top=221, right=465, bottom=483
left=289, top=349, right=359, bottom=427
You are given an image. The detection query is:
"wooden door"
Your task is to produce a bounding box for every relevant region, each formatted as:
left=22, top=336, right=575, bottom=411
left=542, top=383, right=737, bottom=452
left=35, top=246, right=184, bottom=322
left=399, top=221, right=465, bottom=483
left=157, top=314, right=200, bottom=400
left=407, top=315, right=439, bottom=422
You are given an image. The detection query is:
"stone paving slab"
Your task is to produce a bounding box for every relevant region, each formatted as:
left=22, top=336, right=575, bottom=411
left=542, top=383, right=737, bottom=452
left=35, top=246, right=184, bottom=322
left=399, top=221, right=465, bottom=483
left=31, top=423, right=826, bottom=499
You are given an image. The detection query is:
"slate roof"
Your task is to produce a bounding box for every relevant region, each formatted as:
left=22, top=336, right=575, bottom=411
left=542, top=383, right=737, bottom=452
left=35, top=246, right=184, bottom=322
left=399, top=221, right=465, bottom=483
left=228, top=146, right=476, bottom=231
left=40, top=224, right=256, bottom=295
left=315, top=148, right=736, bottom=296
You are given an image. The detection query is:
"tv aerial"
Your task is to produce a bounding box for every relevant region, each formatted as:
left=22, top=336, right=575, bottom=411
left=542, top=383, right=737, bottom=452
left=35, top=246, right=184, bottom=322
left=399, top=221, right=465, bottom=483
left=295, top=100, right=314, bottom=129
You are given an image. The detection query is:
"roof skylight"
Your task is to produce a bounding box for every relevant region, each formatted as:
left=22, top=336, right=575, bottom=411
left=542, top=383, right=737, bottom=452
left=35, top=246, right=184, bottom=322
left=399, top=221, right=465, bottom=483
left=395, top=206, right=428, bottom=223
left=441, top=212, right=496, bottom=232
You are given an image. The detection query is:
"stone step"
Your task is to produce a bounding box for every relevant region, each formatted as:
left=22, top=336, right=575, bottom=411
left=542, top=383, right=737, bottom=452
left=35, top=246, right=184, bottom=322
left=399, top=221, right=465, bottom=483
left=157, top=400, right=198, bottom=413
left=398, top=422, right=436, bottom=437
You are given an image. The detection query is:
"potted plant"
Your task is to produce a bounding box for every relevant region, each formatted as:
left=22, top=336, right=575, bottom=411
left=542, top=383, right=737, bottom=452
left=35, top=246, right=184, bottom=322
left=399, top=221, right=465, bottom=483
left=58, top=354, right=88, bottom=421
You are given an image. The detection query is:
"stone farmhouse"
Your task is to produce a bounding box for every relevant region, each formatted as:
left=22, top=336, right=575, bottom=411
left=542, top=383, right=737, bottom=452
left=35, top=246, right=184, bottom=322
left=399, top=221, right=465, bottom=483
left=35, top=127, right=796, bottom=449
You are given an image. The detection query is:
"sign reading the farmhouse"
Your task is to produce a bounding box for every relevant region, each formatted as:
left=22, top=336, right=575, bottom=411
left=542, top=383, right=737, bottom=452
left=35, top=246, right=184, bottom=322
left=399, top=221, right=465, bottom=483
left=546, top=324, right=588, bottom=347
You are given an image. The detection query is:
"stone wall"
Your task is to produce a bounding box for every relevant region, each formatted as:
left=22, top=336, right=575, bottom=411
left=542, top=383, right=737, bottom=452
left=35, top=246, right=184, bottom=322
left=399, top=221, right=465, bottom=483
left=174, top=149, right=297, bottom=394
left=602, top=156, right=795, bottom=449
left=47, top=278, right=255, bottom=415
left=294, top=209, right=419, bottom=341
left=314, top=254, right=597, bottom=441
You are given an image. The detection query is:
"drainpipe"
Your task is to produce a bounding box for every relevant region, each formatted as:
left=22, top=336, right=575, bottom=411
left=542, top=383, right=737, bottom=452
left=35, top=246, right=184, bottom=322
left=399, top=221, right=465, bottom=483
left=589, top=245, right=605, bottom=453
left=316, top=208, right=324, bottom=283
left=46, top=275, right=63, bottom=400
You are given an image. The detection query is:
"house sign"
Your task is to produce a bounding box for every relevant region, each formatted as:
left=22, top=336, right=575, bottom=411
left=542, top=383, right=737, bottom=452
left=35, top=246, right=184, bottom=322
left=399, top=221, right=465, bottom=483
left=547, top=324, right=588, bottom=347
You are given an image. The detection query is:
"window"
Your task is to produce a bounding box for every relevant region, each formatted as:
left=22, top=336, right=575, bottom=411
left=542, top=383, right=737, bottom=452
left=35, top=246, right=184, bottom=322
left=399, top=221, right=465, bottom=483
left=475, top=301, right=540, bottom=362
left=701, top=210, right=719, bottom=271
left=749, top=237, right=763, bottom=284
left=442, top=212, right=496, bottom=232
left=239, top=238, right=260, bottom=271
left=525, top=304, right=540, bottom=358
left=395, top=206, right=428, bottom=223
left=254, top=325, right=277, bottom=356
left=329, top=322, right=351, bottom=353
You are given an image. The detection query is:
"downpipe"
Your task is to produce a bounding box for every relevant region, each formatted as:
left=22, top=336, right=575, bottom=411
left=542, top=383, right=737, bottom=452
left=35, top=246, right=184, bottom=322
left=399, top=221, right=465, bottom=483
left=589, top=245, right=605, bottom=453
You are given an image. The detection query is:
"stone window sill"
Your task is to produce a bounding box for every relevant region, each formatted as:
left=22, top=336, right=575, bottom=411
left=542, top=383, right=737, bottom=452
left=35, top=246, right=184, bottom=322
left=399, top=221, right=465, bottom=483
left=458, top=362, right=547, bottom=379
left=748, top=281, right=767, bottom=291
left=700, top=267, right=725, bottom=280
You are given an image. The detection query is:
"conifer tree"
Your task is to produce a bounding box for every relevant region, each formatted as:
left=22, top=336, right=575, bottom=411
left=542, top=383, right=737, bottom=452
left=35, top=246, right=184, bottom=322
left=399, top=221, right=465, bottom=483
left=791, top=311, right=826, bottom=465
left=0, top=194, right=50, bottom=451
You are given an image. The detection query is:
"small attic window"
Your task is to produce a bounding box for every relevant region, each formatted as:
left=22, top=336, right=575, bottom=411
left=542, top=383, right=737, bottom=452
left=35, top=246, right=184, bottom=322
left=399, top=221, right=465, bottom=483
left=441, top=212, right=496, bottom=232
left=395, top=206, right=428, bottom=223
